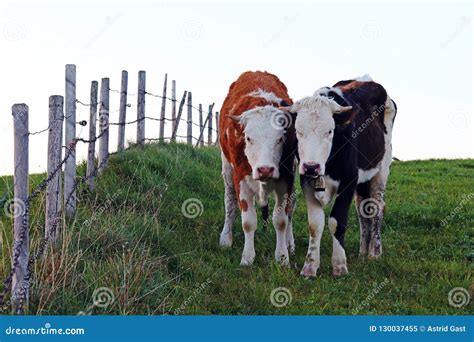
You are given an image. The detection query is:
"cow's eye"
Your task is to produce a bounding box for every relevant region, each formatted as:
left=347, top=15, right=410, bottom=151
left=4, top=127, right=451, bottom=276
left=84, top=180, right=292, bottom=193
left=246, top=137, right=252, bottom=143
left=328, top=130, right=333, bottom=135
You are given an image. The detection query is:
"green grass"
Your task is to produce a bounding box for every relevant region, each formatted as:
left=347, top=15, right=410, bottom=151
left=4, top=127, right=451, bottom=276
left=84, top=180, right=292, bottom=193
left=0, top=142, right=472, bottom=315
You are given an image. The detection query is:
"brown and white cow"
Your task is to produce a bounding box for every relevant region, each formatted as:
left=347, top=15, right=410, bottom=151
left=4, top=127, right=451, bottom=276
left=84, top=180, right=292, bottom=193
left=281, top=75, right=397, bottom=277
left=219, top=71, right=297, bottom=266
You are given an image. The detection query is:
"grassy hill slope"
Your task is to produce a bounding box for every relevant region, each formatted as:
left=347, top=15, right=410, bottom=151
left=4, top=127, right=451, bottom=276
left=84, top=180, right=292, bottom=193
left=0, top=143, right=472, bottom=315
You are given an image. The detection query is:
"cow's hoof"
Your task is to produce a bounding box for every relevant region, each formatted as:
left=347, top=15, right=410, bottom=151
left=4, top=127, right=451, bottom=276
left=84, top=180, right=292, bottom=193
left=275, top=252, right=289, bottom=267
left=332, top=263, right=348, bottom=277
left=219, top=233, right=233, bottom=248
left=240, top=251, right=255, bottom=266
left=368, top=251, right=382, bottom=259
left=300, top=262, right=318, bottom=278
left=368, top=242, right=382, bottom=259
left=287, top=242, right=296, bottom=256
left=359, top=245, right=368, bottom=257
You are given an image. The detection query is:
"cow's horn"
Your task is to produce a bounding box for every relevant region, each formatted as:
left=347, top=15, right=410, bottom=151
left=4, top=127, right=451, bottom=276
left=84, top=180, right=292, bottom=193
left=334, top=105, right=352, bottom=114
left=225, top=114, right=241, bottom=122
left=278, top=106, right=292, bottom=113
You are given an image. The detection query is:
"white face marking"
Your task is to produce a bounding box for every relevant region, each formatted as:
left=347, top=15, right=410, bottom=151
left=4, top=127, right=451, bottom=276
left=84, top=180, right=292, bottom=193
left=293, top=95, right=344, bottom=175
left=247, top=88, right=283, bottom=104
left=239, top=106, right=287, bottom=180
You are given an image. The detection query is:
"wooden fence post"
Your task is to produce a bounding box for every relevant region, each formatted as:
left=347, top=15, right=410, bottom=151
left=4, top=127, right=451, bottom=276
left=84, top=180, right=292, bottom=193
left=171, top=90, right=187, bottom=142
left=171, top=80, right=176, bottom=136
left=117, top=70, right=128, bottom=152
left=187, top=92, right=192, bottom=145
left=46, top=96, right=64, bottom=242
left=98, top=78, right=110, bottom=172
left=64, top=64, right=76, bottom=217
left=86, top=81, right=98, bottom=190
left=198, top=104, right=204, bottom=146
left=11, top=103, right=29, bottom=314
left=215, top=112, right=219, bottom=145
left=137, top=71, right=146, bottom=145
left=159, top=73, right=167, bottom=142
left=195, top=103, right=214, bottom=148
left=207, top=105, right=213, bottom=145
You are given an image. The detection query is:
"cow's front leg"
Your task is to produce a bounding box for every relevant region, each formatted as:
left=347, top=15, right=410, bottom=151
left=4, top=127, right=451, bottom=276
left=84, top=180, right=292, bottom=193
left=329, top=182, right=356, bottom=276
left=286, top=190, right=296, bottom=255
left=239, top=181, right=257, bottom=266
left=219, top=152, right=237, bottom=247
left=300, top=185, right=324, bottom=278
left=273, top=189, right=289, bottom=266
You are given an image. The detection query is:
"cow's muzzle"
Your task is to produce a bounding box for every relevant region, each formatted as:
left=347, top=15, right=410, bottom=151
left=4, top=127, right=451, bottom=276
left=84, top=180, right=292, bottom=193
left=256, top=166, right=275, bottom=181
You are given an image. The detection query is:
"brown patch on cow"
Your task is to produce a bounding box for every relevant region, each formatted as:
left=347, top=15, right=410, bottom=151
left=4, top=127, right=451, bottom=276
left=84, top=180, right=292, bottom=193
left=276, top=220, right=286, bottom=231
left=239, top=199, right=248, bottom=212
left=219, top=71, right=293, bottom=206
left=243, top=221, right=253, bottom=233
left=308, top=224, right=317, bottom=237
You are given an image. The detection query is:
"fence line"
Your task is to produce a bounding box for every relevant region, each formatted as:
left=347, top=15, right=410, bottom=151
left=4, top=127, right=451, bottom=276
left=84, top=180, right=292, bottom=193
left=1, top=64, right=221, bottom=314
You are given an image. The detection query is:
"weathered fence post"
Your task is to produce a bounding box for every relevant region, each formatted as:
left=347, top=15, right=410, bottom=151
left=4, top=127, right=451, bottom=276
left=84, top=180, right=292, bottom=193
left=159, top=73, right=167, bottom=142
left=207, top=105, right=213, bottom=145
left=171, top=80, right=176, bottom=136
left=215, top=112, right=219, bottom=145
left=171, top=90, right=187, bottom=142
left=137, top=71, right=146, bottom=145
left=198, top=104, right=204, bottom=147
left=195, top=103, right=214, bottom=148
left=46, top=96, right=64, bottom=242
left=86, top=81, right=98, bottom=190
left=64, top=64, right=76, bottom=217
left=117, top=70, right=128, bottom=152
left=187, top=92, right=192, bottom=145
left=11, top=103, right=29, bottom=314
left=98, top=78, right=110, bottom=172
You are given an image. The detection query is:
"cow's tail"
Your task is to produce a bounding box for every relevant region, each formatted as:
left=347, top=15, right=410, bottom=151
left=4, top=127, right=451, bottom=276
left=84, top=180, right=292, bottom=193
left=261, top=204, right=269, bottom=230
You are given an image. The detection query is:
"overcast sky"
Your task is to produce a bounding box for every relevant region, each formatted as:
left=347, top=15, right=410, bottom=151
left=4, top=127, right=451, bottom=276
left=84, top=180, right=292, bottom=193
left=0, top=0, right=472, bottom=175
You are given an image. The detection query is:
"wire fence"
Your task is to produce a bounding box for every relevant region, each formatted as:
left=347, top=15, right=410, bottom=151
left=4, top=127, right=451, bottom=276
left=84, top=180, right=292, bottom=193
left=0, top=65, right=220, bottom=314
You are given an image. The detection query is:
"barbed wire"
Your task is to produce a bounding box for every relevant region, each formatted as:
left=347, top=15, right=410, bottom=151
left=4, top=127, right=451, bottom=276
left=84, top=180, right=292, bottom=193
left=0, top=127, right=109, bottom=313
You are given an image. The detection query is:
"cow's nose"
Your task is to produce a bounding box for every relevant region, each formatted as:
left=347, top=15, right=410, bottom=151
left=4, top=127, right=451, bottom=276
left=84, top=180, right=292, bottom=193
left=257, top=166, right=275, bottom=180
left=303, top=162, right=321, bottom=176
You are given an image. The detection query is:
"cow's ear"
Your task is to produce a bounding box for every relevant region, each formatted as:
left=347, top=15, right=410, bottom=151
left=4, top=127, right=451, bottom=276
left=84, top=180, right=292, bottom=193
left=333, top=106, right=358, bottom=126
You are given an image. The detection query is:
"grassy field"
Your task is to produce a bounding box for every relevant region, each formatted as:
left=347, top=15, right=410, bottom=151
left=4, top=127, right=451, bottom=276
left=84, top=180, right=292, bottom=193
left=0, top=142, right=472, bottom=315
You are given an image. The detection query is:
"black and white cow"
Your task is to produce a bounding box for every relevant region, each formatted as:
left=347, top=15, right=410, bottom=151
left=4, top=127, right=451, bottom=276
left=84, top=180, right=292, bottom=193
left=281, top=75, right=397, bottom=277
